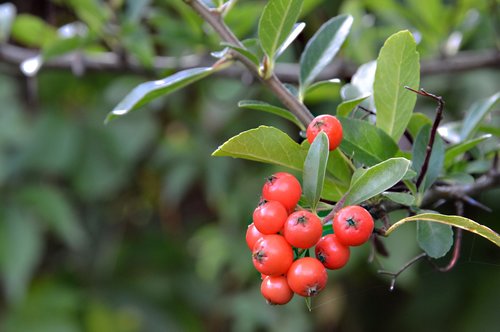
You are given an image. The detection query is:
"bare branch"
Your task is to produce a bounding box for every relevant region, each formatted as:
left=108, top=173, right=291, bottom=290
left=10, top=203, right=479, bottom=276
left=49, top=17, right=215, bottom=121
left=1, top=44, right=498, bottom=82
left=422, top=171, right=500, bottom=207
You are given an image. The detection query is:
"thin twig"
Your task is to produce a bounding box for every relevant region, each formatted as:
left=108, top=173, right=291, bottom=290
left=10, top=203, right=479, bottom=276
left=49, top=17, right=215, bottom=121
left=405, top=87, right=445, bottom=189
left=378, top=252, right=427, bottom=291
left=322, top=195, right=347, bottom=225
left=183, top=0, right=314, bottom=126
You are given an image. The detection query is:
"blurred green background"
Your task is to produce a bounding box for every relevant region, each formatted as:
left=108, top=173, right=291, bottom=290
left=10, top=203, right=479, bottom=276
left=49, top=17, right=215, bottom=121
left=0, top=0, right=499, bottom=331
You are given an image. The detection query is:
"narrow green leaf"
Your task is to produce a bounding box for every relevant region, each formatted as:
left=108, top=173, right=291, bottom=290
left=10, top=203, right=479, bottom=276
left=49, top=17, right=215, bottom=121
left=238, top=100, right=305, bottom=130
left=299, top=14, right=353, bottom=93
left=382, top=192, right=415, bottom=206
left=42, top=36, right=87, bottom=60
left=220, top=42, right=260, bottom=67
left=0, top=209, right=43, bottom=303
left=212, top=126, right=306, bottom=171
left=338, top=117, right=399, bottom=166
left=336, top=94, right=371, bottom=117
left=417, top=221, right=453, bottom=258
left=385, top=213, right=500, bottom=247
left=459, top=92, right=500, bottom=141
left=275, top=22, right=305, bottom=59
left=412, top=125, right=445, bottom=191
left=444, top=134, right=492, bottom=168
left=344, top=158, right=411, bottom=205
left=11, top=14, right=57, bottom=47
left=258, top=0, right=304, bottom=60
left=374, top=30, right=420, bottom=141
left=106, top=67, right=217, bottom=123
left=303, top=132, right=329, bottom=211
left=0, top=3, right=16, bottom=43
left=16, top=185, right=87, bottom=250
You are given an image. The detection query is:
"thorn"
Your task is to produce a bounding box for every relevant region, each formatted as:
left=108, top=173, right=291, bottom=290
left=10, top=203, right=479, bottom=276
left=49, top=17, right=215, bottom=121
left=462, top=196, right=492, bottom=212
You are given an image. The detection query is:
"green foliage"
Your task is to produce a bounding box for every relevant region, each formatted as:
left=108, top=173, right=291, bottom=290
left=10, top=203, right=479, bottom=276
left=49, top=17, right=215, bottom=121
left=460, top=92, right=500, bottom=141
left=212, top=126, right=306, bottom=171
left=258, top=0, right=304, bottom=61
left=344, top=158, right=411, bottom=205
left=374, top=30, right=420, bottom=141
left=299, top=14, right=353, bottom=96
left=303, top=132, right=329, bottom=211
left=106, top=67, right=218, bottom=122
left=386, top=213, right=500, bottom=247
left=338, top=117, right=399, bottom=166
left=417, top=221, right=453, bottom=258
left=238, top=100, right=305, bottom=130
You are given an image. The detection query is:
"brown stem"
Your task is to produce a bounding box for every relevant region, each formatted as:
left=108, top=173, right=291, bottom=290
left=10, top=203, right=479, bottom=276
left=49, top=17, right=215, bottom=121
left=378, top=252, right=428, bottom=291
left=405, top=87, right=445, bottom=189
left=183, top=0, right=314, bottom=126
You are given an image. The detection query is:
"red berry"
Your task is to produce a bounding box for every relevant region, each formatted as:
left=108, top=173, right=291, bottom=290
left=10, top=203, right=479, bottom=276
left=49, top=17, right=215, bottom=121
left=283, top=211, right=323, bottom=249
left=261, top=275, right=294, bottom=305
left=333, top=205, right=374, bottom=246
left=262, top=172, right=302, bottom=213
left=306, top=115, right=343, bottom=151
left=252, top=235, right=293, bottom=276
left=287, top=257, right=327, bottom=297
left=246, top=223, right=264, bottom=250
left=315, top=234, right=350, bottom=269
left=253, top=200, right=288, bottom=235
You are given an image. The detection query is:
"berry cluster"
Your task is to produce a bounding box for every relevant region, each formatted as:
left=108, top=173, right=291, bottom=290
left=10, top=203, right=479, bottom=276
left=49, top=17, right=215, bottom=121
left=246, top=171, right=374, bottom=305
left=245, top=115, right=374, bottom=305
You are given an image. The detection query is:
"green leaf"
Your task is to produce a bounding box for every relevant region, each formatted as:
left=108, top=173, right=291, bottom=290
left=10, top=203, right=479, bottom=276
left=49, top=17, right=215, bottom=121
left=412, top=125, right=445, bottom=191
left=0, top=3, right=16, bottom=43
left=0, top=209, right=43, bottom=304
left=106, top=67, right=218, bottom=123
left=385, top=213, right=500, bottom=247
left=382, top=192, right=415, bottom=206
left=340, top=60, right=376, bottom=110
left=303, top=79, right=342, bottom=103
left=374, top=30, right=420, bottom=141
left=67, top=0, right=111, bottom=34
left=407, top=112, right=432, bottom=139
left=336, top=94, right=371, bottom=117
left=299, top=14, right=353, bottom=94
left=258, top=0, right=304, bottom=60
left=417, top=221, right=453, bottom=258
left=11, top=14, right=57, bottom=47
left=459, top=92, right=500, bottom=141
left=238, top=100, right=305, bottom=130
left=212, top=126, right=306, bottom=171
left=275, top=22, right=305, bottom=59
left=344, top=158, right=411, bottom=205
left=338, top=117, right=399, bottom=166
left=303, top=132, right=329, bottom=211
left=220, top=42, right=260, bottom=68
left=16, top=185, right=87, bottom=250
left=322, top=177, right=348, bottom=202
left=326, top=148, right=353, bottom=184
left=444, top=134, right=492, bottom=168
